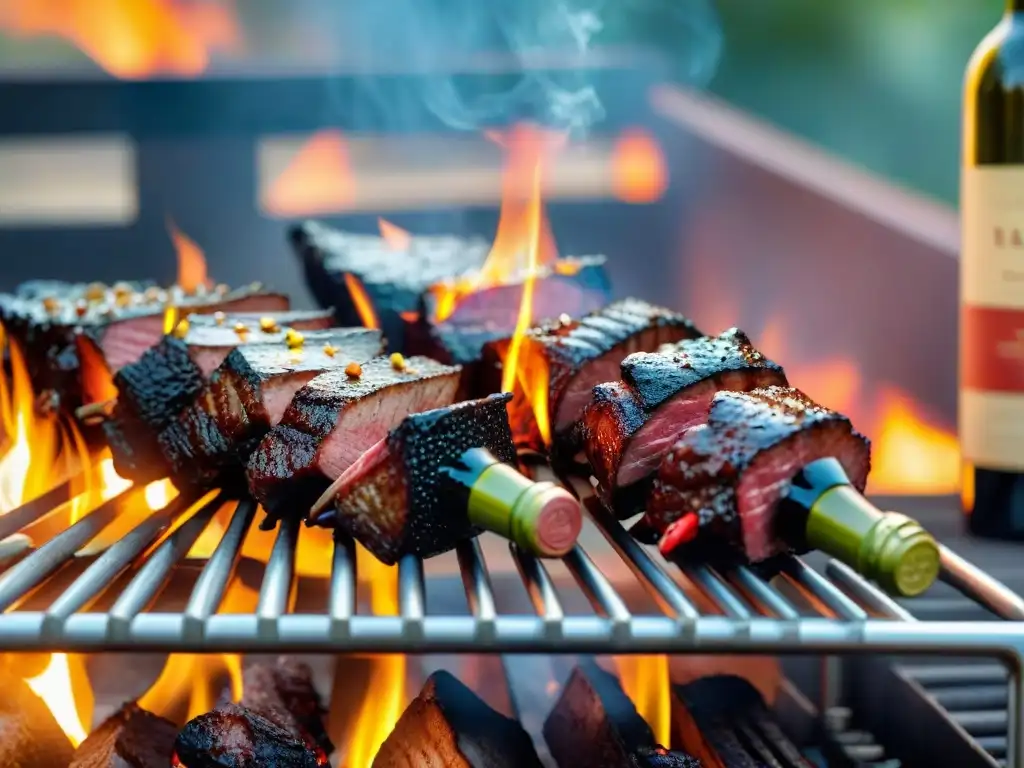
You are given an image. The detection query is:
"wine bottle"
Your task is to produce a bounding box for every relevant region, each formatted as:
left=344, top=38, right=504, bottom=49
left=961, top=0, right=1024, bottom=538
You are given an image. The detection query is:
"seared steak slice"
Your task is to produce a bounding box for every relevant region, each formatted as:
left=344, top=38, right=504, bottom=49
left=159, top=329, right=384, bottom=487
left=671, top=675, right=812, bottom=768
left=77, top=285, right=290, bottom=404
left=482, top=298, right=700, bottom=456
left=173, top=704, right=324, bottom=768
left=647, top=386, right=871, bottom=561
left=240, top=658, right=333, bottom=758
left=309, top=394, right=515, bottom=565
left=372, top=670, right=543, bottom=768
left=108, top=309, right=337, bottom=480
left=584, top=329, right=787, bottom=517
left=69, top=702, right=177, bottom=768
left=247, top=356, right=461, bottom=527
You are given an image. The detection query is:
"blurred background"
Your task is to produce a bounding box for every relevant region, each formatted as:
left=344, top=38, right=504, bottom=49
left=0, top=0, right=1000, bottom=496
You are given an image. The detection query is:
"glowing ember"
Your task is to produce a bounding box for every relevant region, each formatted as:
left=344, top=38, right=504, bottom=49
left=168, top=218, right=212, bottom=295
left=346, top=546, right=405, bottom=767
left=614, top=655, right=670, bottom=747
left=265, top=130, right=355, bottom=216
left=378, top=218, right=412, bottom=251
left=25, top=653, right=93, bottom=747
left=611, top=128, right=669, bottom=204
left=344, top=273, right=380, bottom=330
left=429, top=124, right=562, bottom=324
left=0, top=0, right=242, bottom=79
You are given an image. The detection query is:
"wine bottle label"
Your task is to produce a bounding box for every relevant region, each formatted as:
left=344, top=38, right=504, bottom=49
left=961, top=165, right=1024, bottom=469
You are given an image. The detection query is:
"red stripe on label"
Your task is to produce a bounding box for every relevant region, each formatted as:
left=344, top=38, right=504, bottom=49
left=962, top=305, right=1024, bottom=392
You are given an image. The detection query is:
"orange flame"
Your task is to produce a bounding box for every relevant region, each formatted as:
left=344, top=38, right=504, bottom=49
left=378, top=218, right=412, bottom=251
left=24, top=653, right=93, bottom=746
left=168, top=218, right=212, bottom=294
left=754, top=315, right=958, bottom=495
left=614, top=656, right=670, bottom=747
left=428, top=124, right=562, bottom=323
left=265, top=130, right=356, bottom=217
left=0, top=0, right=242, bottom=79
left=611, top=128, right=669, bottom=204
left=346, top=546, right=405, bottom=767
left=343, top=273, right=380, bottom=330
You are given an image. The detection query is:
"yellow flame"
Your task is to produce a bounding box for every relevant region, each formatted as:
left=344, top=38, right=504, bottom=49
left=343, top=273, right=380, bottom=330
left=378, top=217, right=412, bottom=251
left=346, top=546, right=405, bottom=767
left=614, top=656, right=670, bottom=747
left=24, top=653, right=93, bottom=747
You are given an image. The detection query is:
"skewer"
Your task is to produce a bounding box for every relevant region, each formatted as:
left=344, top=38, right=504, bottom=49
left=74, top=398, right=116, bottom=424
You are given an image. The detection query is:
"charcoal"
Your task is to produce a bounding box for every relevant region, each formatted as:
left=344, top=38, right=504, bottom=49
left=240, top=657, right=332, bottom=757
left=544, top=661, right=700, bottom=768
left=173, top=704, right=325, bottom=768
left=311, top=393, right=517, bottom=564
left=372, top=670, right=542, bottom=768
left=70, top=702, right=177, bottom=768
left=671, top=675, right=811, bottom=768
left=0, top=667, right=75, bottom=767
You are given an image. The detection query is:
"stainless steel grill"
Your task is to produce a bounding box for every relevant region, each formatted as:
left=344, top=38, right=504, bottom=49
left=2, top=474, right=1024, bottom=762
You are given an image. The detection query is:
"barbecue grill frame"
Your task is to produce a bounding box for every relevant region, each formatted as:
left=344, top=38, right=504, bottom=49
left=0, top=479, right=1023, bottom=764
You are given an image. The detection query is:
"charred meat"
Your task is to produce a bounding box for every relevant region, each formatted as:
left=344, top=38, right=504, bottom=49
left=247, top=356, right=461, bottom=527
left=372, top=670, right=543, bottom=768
left=240, top=657, right=333, bottom=757
left=583, top=329, right=787, bottom=517
left=105, top=310, right=335, bottom=482
left=70, top=702, right=177, bottom=768
left=159, top=328, right=384, bottom=488
left=544, top=661, right=701, bottom=768
left=173, top=704, right=326, bottom=768
left=671, top=675, right=811, bottom=768
left=647, top=386, right=871, bottom=561
left=482, top=298, right=701, bottom=457
left=309, top=394, right=516, bottom=564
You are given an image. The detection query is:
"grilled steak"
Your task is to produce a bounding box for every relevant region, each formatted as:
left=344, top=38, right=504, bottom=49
left=290, top=220, right=490, bottom=349
left=70, top=702, right=177, bottom=768
left=647, top=386, right=871, bottom=562
left=583, top=329, right=787, bottom=517
left=309, top=394, right=516, bottom=564
left=482, top=298, right=700, bottom=457
left=671, top=676, right=811, bottom=768
left=545, top=661, right=701, bottom=768
left=76, top=285, right=290, bottom=405
left=105, top=311, right=336, bottom=481
left=0, top=280, right=287, bottom=412
left=240, top=657, right=332, bottom=758
left=372, top=670, right=543, bottom=768
left=247, top=356, right=461, bottom=526
left=173, top=704, right=324, bottom=768
left=159, top=329, right=384, bottom=488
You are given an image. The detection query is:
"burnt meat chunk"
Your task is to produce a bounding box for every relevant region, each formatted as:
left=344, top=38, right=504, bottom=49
left=0, top=668, right=75, bottom=768
left=372, top=670, right=543, bottom=768
left=240, top=657, right=332, bottom=757
left=544, top=661, right=701, bottom=768
left=647, top=386, right=871, bottom=561
left=482, top=298, right=700, bottom=458
left=70, top=702, right=177, bottom=768
left=583, top=329, right=787, bottom=517
left=159, top=328, right=384, bottom=488
left=248, top=356, right=461, bottom=526
left=173, top=704, right=325, bottom=768
left=310, top=394, right=516, bottom=564
left=671, top=675, right=811, bottom=768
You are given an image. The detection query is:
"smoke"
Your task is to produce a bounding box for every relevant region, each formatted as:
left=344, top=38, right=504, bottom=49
left=327, top=0, right=722, bottom=137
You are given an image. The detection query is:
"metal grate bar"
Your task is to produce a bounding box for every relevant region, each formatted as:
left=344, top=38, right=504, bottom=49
left=328, top=533, right=357, bottom=626
left=510, top=543, right=564, bottom=624
left=184, top=499, right=255, bottom=624
left=825, top=559, right=915, bottom=622
left=0, top=477, right=75, bottom=542
left=563, top=545, right=631, bottom=627
left=727, top=566, right=801, bottom=621
left=0, top=485, right=139, bottom=612
left=458, top=538, right=497, bottom=626
left=109, top=493, right=225, bottom=633
left=784, top=559, right=868, bottom=621
left=398, top=554, right=426, bottom=626
left=42, top=491, right=198, bottom=634
left=682, top=564, right=753, bottom=620
left=940, top=545, right=1024, bottom=621
left=256, top=515, right=300, bottom=629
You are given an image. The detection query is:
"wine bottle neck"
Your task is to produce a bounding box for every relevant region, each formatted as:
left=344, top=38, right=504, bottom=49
left=1008, top=0, right=1024, bottom=13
